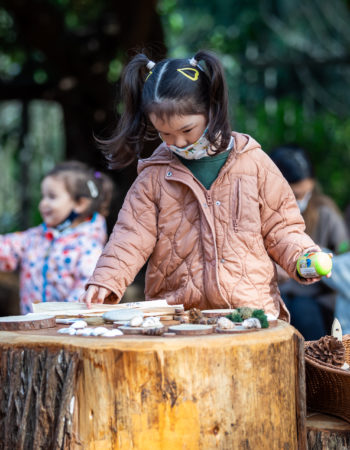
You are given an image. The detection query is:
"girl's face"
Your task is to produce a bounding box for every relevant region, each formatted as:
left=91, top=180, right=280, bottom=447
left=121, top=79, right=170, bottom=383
left=39, top=175, right=79, bottom=227
left=149, top=113, right=207, bottom=149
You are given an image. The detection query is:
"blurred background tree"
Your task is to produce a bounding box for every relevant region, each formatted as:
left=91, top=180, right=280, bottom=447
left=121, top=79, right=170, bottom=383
left=0, top=0, right=165, bottom=232
left=159, top=0, right=350, bottom=209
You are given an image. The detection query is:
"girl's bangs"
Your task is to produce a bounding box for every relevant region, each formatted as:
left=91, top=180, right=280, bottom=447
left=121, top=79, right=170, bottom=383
left=145, top=98, right=204, bottom=121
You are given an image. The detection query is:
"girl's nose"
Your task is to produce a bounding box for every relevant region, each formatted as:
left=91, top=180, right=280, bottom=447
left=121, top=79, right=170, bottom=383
left=174, top=136, right=188, bottom=148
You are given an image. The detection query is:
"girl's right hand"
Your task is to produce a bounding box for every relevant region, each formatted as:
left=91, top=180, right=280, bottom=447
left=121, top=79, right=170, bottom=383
left=81, top=285, right=112, bottom=308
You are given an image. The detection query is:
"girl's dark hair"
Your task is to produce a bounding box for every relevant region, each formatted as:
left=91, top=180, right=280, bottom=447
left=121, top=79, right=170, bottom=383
left=101, top=50, right=232, bottom=169
left=46, top=161, right=115, bottom=218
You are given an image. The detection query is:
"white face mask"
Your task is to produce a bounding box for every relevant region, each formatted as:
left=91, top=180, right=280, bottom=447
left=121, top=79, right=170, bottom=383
left=161, top=127, right=210, bottom=160
left=296, top=190, right=312, bottom=213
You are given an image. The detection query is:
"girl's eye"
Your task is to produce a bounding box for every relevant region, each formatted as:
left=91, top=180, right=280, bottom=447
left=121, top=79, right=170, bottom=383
left=183, top=129, right=193, bottom=134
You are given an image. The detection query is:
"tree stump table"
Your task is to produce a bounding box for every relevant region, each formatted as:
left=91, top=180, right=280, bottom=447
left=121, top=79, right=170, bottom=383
left=0, top=320, right=306, bottom=449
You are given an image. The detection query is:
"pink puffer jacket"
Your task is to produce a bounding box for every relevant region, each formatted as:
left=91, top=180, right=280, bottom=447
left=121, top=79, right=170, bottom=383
left=88, top=132, right=317, bottom=319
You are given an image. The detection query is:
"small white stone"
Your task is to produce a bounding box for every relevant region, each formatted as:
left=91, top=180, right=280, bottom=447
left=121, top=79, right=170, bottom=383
left=142, top=317, right=163, bottom=328
left=217, top=317, right=235, bottom=329
left=70, top=320, right=87, bottom=329
left=75, top=328, right=86, bottom=335
left=129, top=315, right=143, bottom=327
left=242, top=318, right=261, bottom=329
left=91, top=327, right=109, bottom=336
left=58, top=328, right=72, bottom=334
left=102, top=329, right=124, bottom=337
left=68, top=328, right=77, bottom=335
left=81, top=328, right=94, bottom=336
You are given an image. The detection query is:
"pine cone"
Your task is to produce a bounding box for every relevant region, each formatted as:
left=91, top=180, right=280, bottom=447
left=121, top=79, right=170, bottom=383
left=305, top=335, right=346, bottom=367
left=189, top=308, right=204, bottom=324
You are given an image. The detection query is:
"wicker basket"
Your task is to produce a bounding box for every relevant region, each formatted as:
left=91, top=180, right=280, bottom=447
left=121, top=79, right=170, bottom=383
left=305, top=334, right=350, bottom=423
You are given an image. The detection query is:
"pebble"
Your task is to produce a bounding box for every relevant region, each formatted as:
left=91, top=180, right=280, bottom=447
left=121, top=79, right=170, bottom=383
left=91, top=327, right=109, bottom=336
left=70, top=320, right=87, bottom=329
left=242, top=318, right=261, bottom=329
left=129, top=315, right=143, bottom=327
left=217, top=317, right=235, bottom=329
left=102, top=329, right=124, bottom=337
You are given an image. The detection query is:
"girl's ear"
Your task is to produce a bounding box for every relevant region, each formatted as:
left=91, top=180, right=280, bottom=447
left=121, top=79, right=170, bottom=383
left=74, top=197, right=91, bottom=214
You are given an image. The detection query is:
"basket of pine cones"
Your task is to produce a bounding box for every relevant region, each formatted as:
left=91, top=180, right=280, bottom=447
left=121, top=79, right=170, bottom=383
left=304, top=334, right=350, bottom=423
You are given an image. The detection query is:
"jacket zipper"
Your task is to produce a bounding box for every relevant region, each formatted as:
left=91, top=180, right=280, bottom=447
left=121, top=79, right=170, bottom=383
left=233, top=178, right=241, bottom=233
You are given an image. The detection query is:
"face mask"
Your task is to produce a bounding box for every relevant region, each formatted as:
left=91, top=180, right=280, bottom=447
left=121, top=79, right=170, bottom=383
left=161, top=127, right=210, bottom=160
left=296, top=190, right=312, bottom=213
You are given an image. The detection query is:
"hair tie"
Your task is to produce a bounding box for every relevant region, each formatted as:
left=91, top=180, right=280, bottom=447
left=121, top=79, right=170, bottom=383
left=87, top=180, right=99, bottom=198
left=146, top=60, right=156, bottom=70
left=189, top=57, right=198, bottom=67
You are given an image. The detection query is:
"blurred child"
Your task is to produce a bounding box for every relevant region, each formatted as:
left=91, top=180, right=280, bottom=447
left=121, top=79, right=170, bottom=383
left=82, top=50, right=324, bottom=320
left=270, top=145, right=349, bottom=338
left=0, top=161, right=114, bottom=314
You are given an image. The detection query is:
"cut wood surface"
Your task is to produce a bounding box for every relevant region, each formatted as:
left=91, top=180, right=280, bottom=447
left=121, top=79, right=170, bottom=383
left=0, top=321, right=306, bottom=449
left=307, top=413, right=350, bottom=449
left=0, top=314, right=55, bottom=331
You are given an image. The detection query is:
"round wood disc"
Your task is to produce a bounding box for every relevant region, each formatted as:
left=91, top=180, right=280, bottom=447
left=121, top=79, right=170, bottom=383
left=168, top=324, right=214, bottom=335
left=0, top=314, right=56, bottom=331
left=102, top=309, right=144, bottom=323
left=118, top=326, right=145, bottom=335
left=215, top=326, right=262, bottom=334
left=201, top=309, right=236, bottom=318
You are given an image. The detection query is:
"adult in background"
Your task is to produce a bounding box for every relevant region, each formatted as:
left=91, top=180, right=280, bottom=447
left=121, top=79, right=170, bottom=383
left=270, top=145, right=349, bottom=340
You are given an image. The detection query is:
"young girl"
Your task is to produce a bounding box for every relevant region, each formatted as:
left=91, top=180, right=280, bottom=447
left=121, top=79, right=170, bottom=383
left=0, top=161, right=114, bottom=314
left=83, top=50, right=322, bottom=320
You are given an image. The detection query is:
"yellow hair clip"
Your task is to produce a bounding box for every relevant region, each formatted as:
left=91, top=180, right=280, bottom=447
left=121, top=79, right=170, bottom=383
left=177, top=67, right=199, bottom=81
left=145, top=71, right=153, bottom=81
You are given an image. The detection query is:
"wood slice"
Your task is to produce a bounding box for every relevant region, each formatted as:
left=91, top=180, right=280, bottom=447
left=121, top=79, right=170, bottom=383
left=201, top=309, right=235, bottom=318
left=118, top=326, right=145, bottom=335
left=0, top=314, right=56, bottom=331
left=168, top=324, right=214, bottom=335
left=216, top=326, right=260, bottom=334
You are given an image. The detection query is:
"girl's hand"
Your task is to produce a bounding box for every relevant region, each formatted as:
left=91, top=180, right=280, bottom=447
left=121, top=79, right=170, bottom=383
left=81, top=285, right=112, bottom=308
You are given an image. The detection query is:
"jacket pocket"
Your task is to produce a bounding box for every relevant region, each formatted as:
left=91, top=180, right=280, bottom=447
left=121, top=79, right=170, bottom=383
left=232, top=177, right=241, bottom=233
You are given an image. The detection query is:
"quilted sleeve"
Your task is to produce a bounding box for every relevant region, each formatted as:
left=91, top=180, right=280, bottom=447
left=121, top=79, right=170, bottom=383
left=87, top=168, right=158, bottom=301
left=257, top=151, right=318, bottom=282
left=0, top=231, right=27, bottom=271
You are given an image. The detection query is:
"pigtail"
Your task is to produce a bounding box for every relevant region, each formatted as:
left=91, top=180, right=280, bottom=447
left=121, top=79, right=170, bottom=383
left=99, top=53, right=151, bottom=169
left=193, top=50, right=231, bottom=152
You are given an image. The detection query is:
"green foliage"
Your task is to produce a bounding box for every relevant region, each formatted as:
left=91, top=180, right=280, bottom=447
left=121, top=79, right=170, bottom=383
left=251, top=309, right=269, bottom=329
left=226, top=307, right=269, bottom=328
left=226, top=312, right=243, bottom=323
left=159, top=0, right=350, bottom=209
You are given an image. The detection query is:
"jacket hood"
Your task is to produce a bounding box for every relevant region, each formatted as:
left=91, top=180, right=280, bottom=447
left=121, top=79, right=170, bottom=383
left=137, top=131, right=261, bottom=175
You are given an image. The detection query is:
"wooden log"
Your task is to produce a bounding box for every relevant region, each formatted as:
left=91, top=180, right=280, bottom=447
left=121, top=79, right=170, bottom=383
left=0, top=321, right=306, bottom=449
left=307, top=413, right=350, bottom=449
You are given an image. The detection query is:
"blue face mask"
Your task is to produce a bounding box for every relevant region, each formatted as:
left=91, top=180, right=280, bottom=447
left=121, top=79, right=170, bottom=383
left=160, top=127, right=210, bottom=160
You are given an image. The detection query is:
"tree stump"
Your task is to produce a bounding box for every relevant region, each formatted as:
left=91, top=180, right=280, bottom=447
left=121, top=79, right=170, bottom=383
left=307, top=413, right=350, bottom=449
left=0, top=321, right=306, bottom=449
